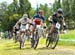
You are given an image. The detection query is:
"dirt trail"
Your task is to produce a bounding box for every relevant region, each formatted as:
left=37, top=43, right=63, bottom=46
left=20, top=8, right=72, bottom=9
left=0, top=39, right=75, bottom=55
left=22, top=45, right=75, bottom=55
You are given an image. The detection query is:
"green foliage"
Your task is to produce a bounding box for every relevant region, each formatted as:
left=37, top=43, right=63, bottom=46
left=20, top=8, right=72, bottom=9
left=0, top=2, right=8, bottom=31
left=62, top=0, right=75, bottom=29
left=29, top=8, right=35, bottom=18
left=0, top=0, right=32, bottom=31
left=19, top=0, right=31, bottom=15
left=52, top=0, right=61, bottom=12
left=0, top=0, right=75, bottom=31
left=39, top=4, right=50, bottom=18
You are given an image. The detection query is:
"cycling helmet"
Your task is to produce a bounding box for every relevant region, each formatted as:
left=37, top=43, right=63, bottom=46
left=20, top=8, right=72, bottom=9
left=57, top=8, right=63, bottom=14
left=23, top=14, right=28, bottom=18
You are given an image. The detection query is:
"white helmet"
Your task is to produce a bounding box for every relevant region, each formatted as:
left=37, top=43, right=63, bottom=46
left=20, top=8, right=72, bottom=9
left=23, top=14, right=28, bottom=18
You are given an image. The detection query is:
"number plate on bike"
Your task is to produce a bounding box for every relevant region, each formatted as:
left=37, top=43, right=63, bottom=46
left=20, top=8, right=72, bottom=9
left=55, top=22, right=60, bottom=29
left=36, top=25, right=41, bottom=30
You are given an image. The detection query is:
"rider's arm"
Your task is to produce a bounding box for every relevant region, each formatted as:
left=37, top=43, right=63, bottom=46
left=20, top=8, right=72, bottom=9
left=41, top=16, right=46, bottom=27
left=27, top=18, right=33, bottom=26
left=61, top=17, right=65, bottom=26
left=41, top=20, right=46, bottom=29
left=48, top=16, right=52, bottom=21
left=15, top=18, right=22, bottom=29
left=15, top=21, right=20, bottom=27
left=47, top=16, right=54, bottom=23
left=32, top=14, right=37, bottom=22
left=13, top=21, right=20, bottom=32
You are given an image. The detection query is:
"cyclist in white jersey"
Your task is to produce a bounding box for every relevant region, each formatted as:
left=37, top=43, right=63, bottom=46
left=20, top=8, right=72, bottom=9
left=15, top=14, right=33, bottom=40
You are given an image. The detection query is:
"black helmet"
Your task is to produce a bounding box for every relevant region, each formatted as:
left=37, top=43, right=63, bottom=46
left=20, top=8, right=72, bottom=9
left=57, top=8, right=63, bottom=14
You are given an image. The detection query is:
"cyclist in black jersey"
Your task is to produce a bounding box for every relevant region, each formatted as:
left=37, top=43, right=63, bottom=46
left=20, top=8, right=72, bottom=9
left=47, top=8, right=66, bottom=34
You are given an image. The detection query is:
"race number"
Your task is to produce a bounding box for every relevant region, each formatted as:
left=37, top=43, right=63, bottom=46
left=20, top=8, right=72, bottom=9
left=56, top=22, right=60, bottom=29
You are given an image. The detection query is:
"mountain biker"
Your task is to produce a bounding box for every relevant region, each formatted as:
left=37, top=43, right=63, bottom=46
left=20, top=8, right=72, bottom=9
left=47, top=8, right=66, bottom=34
left=32, top=10, right=46, bottom=35
left=13, top=25, right=20, bottom=42
left=15, top=14, right=33, bottom=41
left=31, top=10, right=46, bottom=48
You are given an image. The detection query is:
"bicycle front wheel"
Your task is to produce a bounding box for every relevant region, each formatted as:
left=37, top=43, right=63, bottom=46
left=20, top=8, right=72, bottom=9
left=33, top=32, right=39, bottom=49
left=50, top=33, right=59, bottom=49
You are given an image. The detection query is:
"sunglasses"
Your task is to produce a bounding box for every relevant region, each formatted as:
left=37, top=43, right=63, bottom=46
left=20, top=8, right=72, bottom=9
left=39, top=12, right=43, bottom=14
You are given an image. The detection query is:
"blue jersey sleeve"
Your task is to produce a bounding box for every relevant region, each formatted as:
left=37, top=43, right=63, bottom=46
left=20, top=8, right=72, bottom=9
left=33, top=16, right=36, bottom=19
left=33, top=14, right=37, bottom=19
left=33, top=14, right=45, bottom=22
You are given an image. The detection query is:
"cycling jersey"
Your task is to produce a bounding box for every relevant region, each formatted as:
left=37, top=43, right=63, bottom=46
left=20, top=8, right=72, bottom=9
left=19, top=18, right=30, bottom=25
left=18, top=18, right=31, bottom=30
left=50, top=13, right=64, bottom=24
left=33, top=14, right=45, bottom=25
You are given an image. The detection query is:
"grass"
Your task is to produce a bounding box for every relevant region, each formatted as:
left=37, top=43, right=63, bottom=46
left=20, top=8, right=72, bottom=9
left=0, top=30, right=75, bottom=55
left=58, top=30, right=75, bottom=46
left=0, top=39, right=75, bottom=55
left=60, top=30, right=75, bottom=39
left=40, top=30, right=75, bottom=46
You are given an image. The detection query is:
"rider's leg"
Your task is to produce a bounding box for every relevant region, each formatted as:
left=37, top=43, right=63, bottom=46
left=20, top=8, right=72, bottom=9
left=49, top=24, right=55, bottom=34
left=30, top=25, right=35, bottom=38
left=14, top=31, right=17, bottom=42
left=30, top=25, right=36, bottom=48
left=18, top=31, right=22, bottom=41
